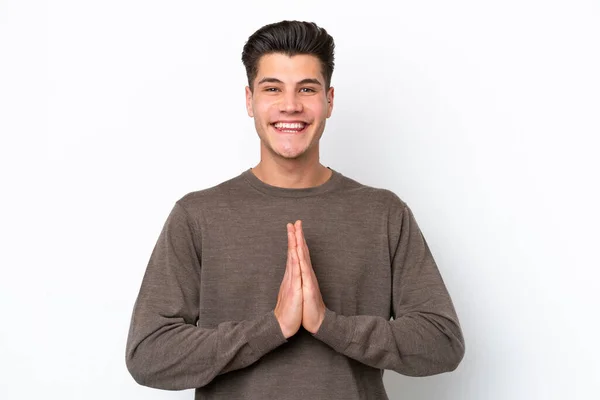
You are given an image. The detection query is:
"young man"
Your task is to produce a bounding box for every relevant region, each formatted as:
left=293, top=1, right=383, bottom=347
left=126, top=20, right=465, bottom=399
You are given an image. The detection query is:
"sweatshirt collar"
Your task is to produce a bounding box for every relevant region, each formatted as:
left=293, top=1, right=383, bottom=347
left=241, top=167, right=343, bottom=198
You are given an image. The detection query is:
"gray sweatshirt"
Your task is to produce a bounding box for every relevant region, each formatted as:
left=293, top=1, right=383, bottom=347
left=125, top=167, right=465, bottom=399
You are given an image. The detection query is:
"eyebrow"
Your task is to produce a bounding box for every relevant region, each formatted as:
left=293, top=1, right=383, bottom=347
left=257, top=77, right=323, bottom=86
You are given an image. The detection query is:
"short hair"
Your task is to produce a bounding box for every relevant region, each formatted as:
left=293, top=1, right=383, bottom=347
left=241, top=20, right=335, bottom=91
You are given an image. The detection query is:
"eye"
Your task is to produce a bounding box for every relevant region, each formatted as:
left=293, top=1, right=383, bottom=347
left=299, top=87, right=316, bottom=93
left=264, top=87, right=280, bottom=92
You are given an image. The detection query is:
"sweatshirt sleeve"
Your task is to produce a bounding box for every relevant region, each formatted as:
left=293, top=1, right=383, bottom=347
left=125, top=201, right=287, bottom=390
left=312, top=195, right=465, bottom=376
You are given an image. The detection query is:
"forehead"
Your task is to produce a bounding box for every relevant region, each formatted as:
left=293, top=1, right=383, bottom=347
left=255, top=53, right=325, bottom=84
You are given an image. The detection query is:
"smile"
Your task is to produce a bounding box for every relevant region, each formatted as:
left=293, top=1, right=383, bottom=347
left=272, top=122, right=308, bottom=133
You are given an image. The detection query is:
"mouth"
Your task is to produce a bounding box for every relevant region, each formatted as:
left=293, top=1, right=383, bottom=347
left=271, top=121, right=309, bottom=134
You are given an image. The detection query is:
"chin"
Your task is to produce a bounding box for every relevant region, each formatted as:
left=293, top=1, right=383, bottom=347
left=276, top=149, right=307, bottom=160
left=259, top=133, right=315, bottom=160
left=268, top=143, right=309, bottom=159
left=264, top=139, right=306, bottom=157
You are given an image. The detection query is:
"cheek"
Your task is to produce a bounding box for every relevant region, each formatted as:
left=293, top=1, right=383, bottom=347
left=306, top=101, right=328, bottom=118
left=306, top=96, right=327, bottom=110
left=254, top=101, right=276, bottom=122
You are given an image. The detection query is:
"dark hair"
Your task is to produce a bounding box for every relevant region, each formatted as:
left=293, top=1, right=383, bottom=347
left=241, top=20, right=335, bottom=91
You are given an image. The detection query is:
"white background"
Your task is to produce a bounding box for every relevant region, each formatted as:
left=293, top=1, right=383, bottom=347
left=1, top=0, right=599, bottom=399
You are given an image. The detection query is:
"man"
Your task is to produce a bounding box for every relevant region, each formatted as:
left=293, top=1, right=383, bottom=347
left=126, top=20, right=465, bottom=399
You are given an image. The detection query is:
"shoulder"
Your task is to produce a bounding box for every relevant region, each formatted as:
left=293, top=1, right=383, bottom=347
left=336, top=171, right=408, bottom=212
left=172, top=172, right=247, bottom=217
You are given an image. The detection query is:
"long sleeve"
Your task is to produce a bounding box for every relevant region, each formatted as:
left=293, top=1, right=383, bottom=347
left=312, top=195, right=465, bottom=376
left=125, top=202, right=287, bottom=390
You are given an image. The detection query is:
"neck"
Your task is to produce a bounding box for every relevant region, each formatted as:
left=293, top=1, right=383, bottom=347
left=251, top=149, right=332, bottom=189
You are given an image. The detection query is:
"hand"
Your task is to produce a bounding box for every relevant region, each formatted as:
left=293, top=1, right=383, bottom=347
left=294, top=220, right=326, bottom=334
left=274, top=223, right=304, bottom=339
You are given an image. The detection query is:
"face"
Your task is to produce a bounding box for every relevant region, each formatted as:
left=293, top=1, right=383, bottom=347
left=245, top=53, right=334, bottom=161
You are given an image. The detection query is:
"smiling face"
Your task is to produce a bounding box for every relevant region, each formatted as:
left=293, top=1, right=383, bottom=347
left=245, top=53, right=334, bottom=161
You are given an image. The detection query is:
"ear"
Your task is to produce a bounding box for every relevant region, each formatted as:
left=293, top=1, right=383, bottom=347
left=245, top=86, right=254, bottom=117
left=326, top=86, right=335, bottom=118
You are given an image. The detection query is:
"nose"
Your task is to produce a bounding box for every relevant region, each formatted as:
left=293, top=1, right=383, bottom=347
left=279, top=92, right=303, bottom=113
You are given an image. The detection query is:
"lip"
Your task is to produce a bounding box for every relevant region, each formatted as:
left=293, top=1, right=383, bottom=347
left=272, top=120, right=308, bottom=124
left=271, top=121, right=309, bottom=134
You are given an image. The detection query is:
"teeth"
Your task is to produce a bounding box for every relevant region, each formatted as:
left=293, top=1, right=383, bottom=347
left=274, top=122, right=306, bottom=129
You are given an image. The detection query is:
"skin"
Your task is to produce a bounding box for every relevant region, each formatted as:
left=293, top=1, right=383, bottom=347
left=275, top=220, right=327, bottom=338
left=245, top=53, right=331, bottom=337
left=294, top=219, right=327, bottom=335
left=245, top=53, right=335, bottom=189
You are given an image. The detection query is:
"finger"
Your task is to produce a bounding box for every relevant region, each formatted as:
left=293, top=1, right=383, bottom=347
left=295, top=222, right=311, bottom=283
left=294, top=220, right=304, bottom=255
left=297, top=220, right=310, bottom=254
left=286, top=223, right=300, bottom=279
left=285, top=240, right=291, bottom=279
left=295, top=221, right=312, bottom=270
left=295, top=222, right=318, bottom=290
left=295, top=229, right=306, bottom=267
left=296, top=249, right=310, bottom=286
left=287, top=223, right=296, bottom=250
left=295, top=220, right=302, bottom=242
left=290, top=238, right=302, bottom=287
left=286, top=223, right=296, bottom=283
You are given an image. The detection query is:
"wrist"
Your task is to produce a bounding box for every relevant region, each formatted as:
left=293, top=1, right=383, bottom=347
left=274, top=310, right=294, bottom=339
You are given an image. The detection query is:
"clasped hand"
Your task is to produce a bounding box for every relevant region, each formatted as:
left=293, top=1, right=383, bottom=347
left=274, top=220, right=326, bottom=338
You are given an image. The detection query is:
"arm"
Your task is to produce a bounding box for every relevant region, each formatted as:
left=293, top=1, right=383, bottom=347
left=312, top=196, right=465, bottom=376
left=125, top=202, right=287, bottom=390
